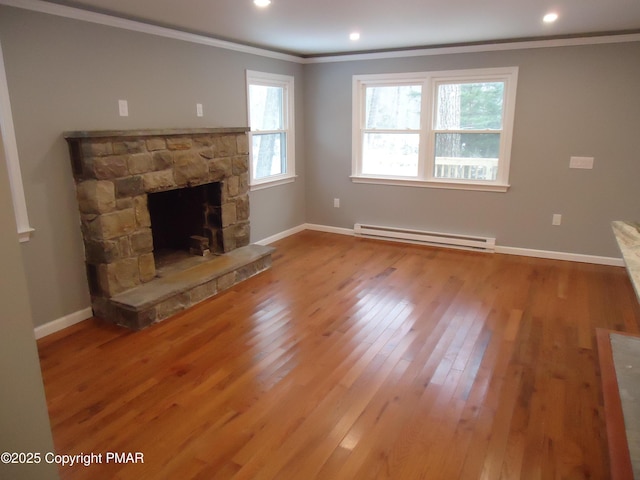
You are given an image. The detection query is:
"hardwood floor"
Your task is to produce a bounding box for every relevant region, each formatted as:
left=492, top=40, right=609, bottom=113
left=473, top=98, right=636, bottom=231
left=37, top=231, right=640, bottom=479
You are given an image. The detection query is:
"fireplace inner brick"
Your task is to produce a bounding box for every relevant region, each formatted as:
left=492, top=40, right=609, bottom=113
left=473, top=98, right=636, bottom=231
left=148, top=182, right=223, bottom=262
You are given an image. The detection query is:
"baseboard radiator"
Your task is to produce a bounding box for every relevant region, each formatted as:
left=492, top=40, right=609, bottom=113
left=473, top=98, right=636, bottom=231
left=354, top=223, right=496, bottom=253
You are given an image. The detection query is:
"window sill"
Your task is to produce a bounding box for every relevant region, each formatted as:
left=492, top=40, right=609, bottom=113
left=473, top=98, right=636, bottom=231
left=250, top=175, right=298, bottom=191
left=18, top=227, right=35, bottom=243
left=350, top=175, right=510, bottom=192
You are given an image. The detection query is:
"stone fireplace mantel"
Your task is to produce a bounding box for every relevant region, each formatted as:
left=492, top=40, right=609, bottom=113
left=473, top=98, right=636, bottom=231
left=64, top=127, right=273, bottom=329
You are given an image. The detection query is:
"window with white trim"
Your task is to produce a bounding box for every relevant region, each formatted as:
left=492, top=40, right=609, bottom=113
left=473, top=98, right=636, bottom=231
left=352, top=67, right=518, bottom=191
left=246, top=71, right=295, bottom=188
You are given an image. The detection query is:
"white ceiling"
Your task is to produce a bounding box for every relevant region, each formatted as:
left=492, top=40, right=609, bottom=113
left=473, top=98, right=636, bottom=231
left=43, top=0, right=640, bottom=56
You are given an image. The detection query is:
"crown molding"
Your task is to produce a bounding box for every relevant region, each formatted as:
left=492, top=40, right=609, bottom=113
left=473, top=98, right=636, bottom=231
left=0, top=0, right=303, bottom=63
left=303, top=33, right=640, bottom=64
left=1, top=0, right=639, bottom=65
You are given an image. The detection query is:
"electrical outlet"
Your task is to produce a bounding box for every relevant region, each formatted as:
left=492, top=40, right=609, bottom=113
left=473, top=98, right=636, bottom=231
left=552, top=214, right=562, bottom=226
left=118, top=99, right=128, bottom=117
left=334, top=198, right=340, bottom=208
left=196, top=103, right=203, bottom=117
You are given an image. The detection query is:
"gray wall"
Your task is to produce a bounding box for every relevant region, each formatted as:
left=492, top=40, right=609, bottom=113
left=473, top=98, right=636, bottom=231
left=0, top=6, right=305, bottom=327
left=304, top=42, right=640, bottom=257
left=2, top=4, right=639, bottom=331
left=0, top=135, right=58, bottom=479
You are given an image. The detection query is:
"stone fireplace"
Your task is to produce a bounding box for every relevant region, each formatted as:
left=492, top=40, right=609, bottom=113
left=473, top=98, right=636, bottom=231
left=64, top=128, right=273, bottom=329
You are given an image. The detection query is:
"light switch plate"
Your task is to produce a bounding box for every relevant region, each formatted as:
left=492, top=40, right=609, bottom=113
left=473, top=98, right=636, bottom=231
left=118, top=99, right=128, bottom=117
left=570, top=156, right=594, bottom=169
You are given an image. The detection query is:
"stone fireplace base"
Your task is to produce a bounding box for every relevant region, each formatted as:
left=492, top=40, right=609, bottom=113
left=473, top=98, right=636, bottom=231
left=96, top=244, right=274, bottom=329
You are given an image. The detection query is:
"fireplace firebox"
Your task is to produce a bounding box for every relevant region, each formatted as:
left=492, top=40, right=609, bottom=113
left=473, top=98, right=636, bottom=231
left=148, top=182, right=223, bottom=262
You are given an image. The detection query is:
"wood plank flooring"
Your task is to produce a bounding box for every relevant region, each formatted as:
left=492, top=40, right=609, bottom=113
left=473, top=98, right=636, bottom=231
left=37, top=231, right=640, bottom=479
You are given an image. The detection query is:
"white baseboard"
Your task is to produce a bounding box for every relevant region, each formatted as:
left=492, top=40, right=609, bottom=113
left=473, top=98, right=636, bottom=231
left=255, top=224, right=308, bottom=245
left=260, top=223, right=624, bottom=266
left=34, top=225, right=624, bottom=339
left=34, top=307, right=92, bottom=340
left=259, top=223, right=624, bottom=266
left=304, top=223, right=355, bottom=236
left=255, top=223, right=354, bottom=245
left=495, top=246, right=624, bottom=267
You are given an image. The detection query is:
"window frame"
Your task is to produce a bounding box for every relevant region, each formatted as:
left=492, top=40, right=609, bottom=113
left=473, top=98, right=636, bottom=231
left=352, top=67, right=518, bottom=192
left=246, top=70, right=296, bottom=190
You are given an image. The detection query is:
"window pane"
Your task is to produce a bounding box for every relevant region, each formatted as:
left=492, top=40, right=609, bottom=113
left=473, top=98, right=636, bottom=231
left=249, top=85, right=283, bottom=131
left=365, top=85, right=421, bottom=129
left=434, top=133, right=500, bottom=181
left=252, top=133, right=285, bottom=178
left=362, top=133, right=419, bottom=176
left=435, top=82, right=504, bottom=130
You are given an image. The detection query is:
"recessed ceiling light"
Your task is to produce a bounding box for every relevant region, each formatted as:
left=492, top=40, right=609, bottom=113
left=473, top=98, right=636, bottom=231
left=543, top=12, right=559, bottom=23
left=350, top=32, right=361, bottom=41
left=254, top=0, right=271, bottom=7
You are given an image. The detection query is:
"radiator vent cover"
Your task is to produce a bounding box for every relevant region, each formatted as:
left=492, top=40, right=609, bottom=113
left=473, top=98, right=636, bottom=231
left=354, top=223, right=496, bottom=253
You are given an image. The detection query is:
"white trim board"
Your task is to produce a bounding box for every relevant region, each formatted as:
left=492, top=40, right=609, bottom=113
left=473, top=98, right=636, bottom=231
left=35, top=224, right=624, bottom=339
left=254, top=224, right=354, bottom=246
left=259, top=223, right=624, bottom=266
left=495, top=246, right=624, bottom=267
left=307, top=33, right=640, bottom=64
left=260, top=228, right=621, bottom=270
left=34, top=306, right=92, bottom=340
left=254, top=224, right=308, bottom=246
left=0, top=0, right=300, bottom=63
left=0, top=39, right=34, bottom=242
left=1, top=0, right=639, bottom=65
left=305, top=224, right=355, bottom=236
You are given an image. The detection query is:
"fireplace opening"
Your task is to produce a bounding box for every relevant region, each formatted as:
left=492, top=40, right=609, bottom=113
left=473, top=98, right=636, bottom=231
left=147, top=182, right=223, bottom=269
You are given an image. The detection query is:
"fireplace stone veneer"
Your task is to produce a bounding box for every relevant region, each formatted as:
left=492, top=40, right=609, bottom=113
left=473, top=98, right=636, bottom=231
left=64, top=128, right=273, bottom=329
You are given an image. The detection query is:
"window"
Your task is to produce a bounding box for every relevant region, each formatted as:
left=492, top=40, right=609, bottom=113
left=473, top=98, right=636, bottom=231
left=362, top=83, right=422, bottom=177
left=246, top=71, right=295, bottom=188
left=352, top=67, right=518, bottom=191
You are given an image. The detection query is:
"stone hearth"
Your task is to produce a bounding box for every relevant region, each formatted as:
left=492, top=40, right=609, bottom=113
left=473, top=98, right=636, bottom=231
left=65, top=128, right=273, bottom=329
